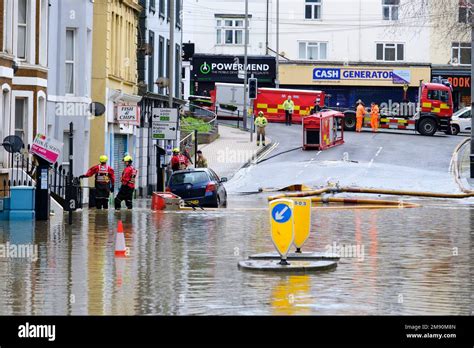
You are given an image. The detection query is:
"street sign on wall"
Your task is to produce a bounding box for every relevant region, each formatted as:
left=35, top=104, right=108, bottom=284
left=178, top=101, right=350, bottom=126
left=30, top=134, right=63, bottom=164
left=116, top=104, right=139, bottom=125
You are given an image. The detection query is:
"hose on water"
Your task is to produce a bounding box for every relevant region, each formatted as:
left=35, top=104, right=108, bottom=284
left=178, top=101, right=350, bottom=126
left=256, top=146, right=303, bottom=165
left=310, top=197, right=419, bottom=208
left=268, top=186, right=474, bottom=202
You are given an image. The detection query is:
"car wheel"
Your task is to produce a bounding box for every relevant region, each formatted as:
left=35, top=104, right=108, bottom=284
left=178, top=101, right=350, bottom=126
left=213, top=196, right=220, bottom=208
left=451, top=124, right=460, bottom=136
left=222, top=194, right=228, bottom=208
left=343, top=113, right=356, bottom=131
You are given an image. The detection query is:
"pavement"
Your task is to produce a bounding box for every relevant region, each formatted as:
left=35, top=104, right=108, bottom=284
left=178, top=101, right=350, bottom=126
left=226, top=123, right=469, bottom=195
left=198, top=124, right=272, bottom=180
left=458, top=138, right=474, bottom=190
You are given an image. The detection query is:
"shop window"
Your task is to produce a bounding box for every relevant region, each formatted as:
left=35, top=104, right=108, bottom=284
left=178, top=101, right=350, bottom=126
left=458, top=0, right=473, bottom=23
left=376, top=43, right=404, bottom=61
left=299, top=42, right=327, bottom=60
left=382, top=0, right=399, bottom=20
left=451, top=42, right=471, bottom=65
left=305, top=0, right=321, bottom=20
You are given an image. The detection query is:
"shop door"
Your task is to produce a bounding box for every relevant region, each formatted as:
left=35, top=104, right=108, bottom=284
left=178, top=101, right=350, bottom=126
left=113, top=134, right=127, bottom=191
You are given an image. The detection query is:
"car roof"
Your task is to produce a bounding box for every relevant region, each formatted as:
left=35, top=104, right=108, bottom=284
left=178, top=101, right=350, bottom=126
left=172, top=169, right=210, bottom=175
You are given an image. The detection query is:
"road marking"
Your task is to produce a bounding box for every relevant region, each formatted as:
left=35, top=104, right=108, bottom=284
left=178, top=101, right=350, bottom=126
left=296, top=170, right=304, bottom=177
left=375, top=147, right=383, bottom=157
left=368, top=159, right=374, bottom=168
left=316, top=151, right=322, bottom=156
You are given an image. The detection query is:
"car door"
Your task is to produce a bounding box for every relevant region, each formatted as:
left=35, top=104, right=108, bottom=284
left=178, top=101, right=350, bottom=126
left=459, top=109, right=471, bottom=132
left=208, top=169, right=225, bottom=201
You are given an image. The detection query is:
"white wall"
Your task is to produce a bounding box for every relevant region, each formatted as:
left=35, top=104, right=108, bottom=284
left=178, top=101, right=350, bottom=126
left=183, top=0, right=431, bottom=64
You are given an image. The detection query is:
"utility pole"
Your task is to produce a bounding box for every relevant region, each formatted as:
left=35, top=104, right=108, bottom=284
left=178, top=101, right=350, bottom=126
left=243, top=0, right=249, bottom=131
left=168, top=0, right=175, bottom=108
left=275, top=0, right=280, bottom=88
left=471, top=16, right=474, bottom=178
left=265, top=0, right=269, bottom=55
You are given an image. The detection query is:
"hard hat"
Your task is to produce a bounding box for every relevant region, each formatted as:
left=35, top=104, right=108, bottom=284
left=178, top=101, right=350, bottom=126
left=356, top=99, right=364, bottom=105
left=173, top=148, right=180, bottom=153
left=99, top=155, right=108, bottom=163
left=123, top=155, right=133, bottom=162
left=258, top=111, right=264, bottom=116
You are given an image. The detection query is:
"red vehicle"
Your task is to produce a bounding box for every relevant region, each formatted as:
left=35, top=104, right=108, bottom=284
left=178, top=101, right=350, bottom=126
left=253, top=88, right=325, bottom=123
left=342, top=82, right=453, bottom=136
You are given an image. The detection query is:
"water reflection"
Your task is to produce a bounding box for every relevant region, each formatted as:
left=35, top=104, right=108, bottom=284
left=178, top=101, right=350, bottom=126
left=0, top=200, right=472, bottom=315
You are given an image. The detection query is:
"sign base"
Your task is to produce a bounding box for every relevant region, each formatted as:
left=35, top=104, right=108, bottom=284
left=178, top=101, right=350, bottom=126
left=248, top=251, right=340, bottom=261
left=238, top=260, right=337, bottom=273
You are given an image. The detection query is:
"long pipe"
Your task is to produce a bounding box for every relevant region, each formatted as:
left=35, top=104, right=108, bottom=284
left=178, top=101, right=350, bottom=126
left=268, top=186, right=474, bottom=201
left=310, top=197, right=420, bottom=209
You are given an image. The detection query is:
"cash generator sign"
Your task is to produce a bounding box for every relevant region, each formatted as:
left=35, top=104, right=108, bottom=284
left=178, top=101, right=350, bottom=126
left=312, top=67, right=411, bottom=84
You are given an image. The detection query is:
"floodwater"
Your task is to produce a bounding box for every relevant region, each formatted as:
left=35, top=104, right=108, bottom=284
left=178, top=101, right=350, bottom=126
left=0, top=197, right=472, bottom=315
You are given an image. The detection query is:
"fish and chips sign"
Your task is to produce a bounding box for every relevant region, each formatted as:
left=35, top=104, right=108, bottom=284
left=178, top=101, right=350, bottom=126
left=116, top=104, right=140, bottom=125
left=30, top=134, right=63, bottom=164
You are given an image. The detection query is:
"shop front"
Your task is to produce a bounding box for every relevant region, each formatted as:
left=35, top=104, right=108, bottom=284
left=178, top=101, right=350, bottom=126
left=432, top=66, right=470, bottom=111
left=191, top=54, right=277, bottom=96
left=279, top=63, right=431, bottom=109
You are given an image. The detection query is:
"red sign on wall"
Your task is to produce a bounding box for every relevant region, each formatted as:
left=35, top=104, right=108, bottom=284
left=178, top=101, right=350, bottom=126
left=446, top=76, right=470, bottom=88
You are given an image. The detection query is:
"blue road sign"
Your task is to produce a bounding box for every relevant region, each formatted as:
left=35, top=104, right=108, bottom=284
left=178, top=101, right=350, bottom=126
left=271, top=203, right=292, bottom=224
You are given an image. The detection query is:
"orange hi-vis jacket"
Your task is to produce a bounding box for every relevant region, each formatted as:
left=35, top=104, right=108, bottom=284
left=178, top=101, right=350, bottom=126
left=356, top=104, right=366, bottom=118
left=371, top=105, right=379, bottom=118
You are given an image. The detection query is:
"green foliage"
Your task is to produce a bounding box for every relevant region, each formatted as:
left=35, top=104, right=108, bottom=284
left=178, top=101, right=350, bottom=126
left=181, top=117, right=213, bottom=133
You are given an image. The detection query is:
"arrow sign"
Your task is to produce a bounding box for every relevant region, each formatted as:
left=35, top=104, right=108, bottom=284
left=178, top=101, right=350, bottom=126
left=269, top=199, right=294, bottom=259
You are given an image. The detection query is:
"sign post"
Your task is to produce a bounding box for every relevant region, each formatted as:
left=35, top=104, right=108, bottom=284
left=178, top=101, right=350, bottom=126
left=292, top=198, right=312, bottom=253
left=269, top=199, right=295, bottom=265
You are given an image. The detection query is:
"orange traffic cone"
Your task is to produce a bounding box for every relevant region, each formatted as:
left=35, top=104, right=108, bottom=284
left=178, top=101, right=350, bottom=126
left=115, top=220, right=127, bottom=257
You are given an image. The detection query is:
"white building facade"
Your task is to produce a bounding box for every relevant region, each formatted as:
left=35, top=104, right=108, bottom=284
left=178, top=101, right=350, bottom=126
left=183, top=0, right=436, bottom=107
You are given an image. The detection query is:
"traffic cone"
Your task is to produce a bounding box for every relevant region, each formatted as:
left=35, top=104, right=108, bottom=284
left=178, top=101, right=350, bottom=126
left=115, top=220, right=127, bottom=257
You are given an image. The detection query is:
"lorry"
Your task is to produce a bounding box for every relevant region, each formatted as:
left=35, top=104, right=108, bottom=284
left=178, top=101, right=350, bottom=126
left=209, top=81, right=454, bottom=136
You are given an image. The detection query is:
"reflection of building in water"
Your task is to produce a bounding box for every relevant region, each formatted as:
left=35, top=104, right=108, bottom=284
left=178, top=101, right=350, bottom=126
left=271, top=275, right=311, bottom=315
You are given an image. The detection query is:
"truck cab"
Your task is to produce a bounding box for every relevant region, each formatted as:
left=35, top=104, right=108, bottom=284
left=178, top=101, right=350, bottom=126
left=416, top=82, right=453, bottom=136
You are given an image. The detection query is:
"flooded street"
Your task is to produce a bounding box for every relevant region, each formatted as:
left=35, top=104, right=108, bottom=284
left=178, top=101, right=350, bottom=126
left=0, top=197, right=472, bottom=315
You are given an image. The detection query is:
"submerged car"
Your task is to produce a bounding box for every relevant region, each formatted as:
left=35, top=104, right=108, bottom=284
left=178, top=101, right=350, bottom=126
left=166, top=169, right=228, bottom=208
left=450, top=106, right=471, bottom=135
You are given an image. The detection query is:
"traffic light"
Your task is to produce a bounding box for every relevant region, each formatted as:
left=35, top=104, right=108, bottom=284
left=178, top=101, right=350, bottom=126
left=249, top=78, right=258, bottom=99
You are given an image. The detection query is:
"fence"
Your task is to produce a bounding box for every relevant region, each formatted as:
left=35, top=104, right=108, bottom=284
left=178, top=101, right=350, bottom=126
left=0, top=145, right=82, bottom=209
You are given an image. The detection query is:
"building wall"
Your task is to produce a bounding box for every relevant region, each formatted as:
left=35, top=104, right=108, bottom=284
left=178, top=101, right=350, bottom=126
left=90, top=0, right=142, bottom=187
left=0, top=0, right=48, bottom=170
left=46, top=0, right=94, bottom=177
left=183, top=0, right=431, bottom=63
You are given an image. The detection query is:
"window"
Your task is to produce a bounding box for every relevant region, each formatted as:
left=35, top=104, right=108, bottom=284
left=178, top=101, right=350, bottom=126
left=148, top=31, right=155, bottom=92
left=62, top=132, right=70, bottom=164
left=167, top=0, right=171, bottom=20
left=458, top=0, right=473, bottom=23
left=14, top=98, right=27, bottom=143
left=176, top=0, right=181, bottom=27
left=159, top=0, right=165, bottom=18
left=451, top=42, right=471, bottom=65
left=382, top=0, right=399, bottom=20
left=299, top=42, right=327, bottom=60
left=376, top=43, right=404, bottom=61
left=17, top=0, right=28, bottom=59
left=305, top=0, right=321, bottom=20
left=427, top=89, right=449, bottom=102
left=65, top=29, right=75, bottom=94
left=158, top=36, right=164, bottom=94
left=216, top=19, right=244, bottom=45
left=150, top=0, right=156, bottom=12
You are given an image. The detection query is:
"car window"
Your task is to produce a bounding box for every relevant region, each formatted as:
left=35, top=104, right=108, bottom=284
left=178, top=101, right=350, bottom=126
left=459, top=110, right=471, bottom=119
left=208, top=169, right=220, bottom=182
left=170, top=172, right=209, bottom=185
